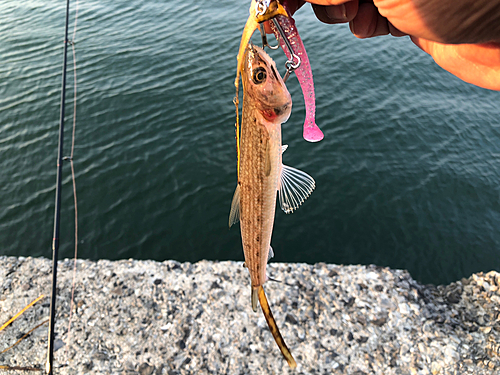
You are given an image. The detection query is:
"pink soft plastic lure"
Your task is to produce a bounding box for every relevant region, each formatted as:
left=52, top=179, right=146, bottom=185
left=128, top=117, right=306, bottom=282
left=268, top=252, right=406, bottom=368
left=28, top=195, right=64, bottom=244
left=269, top=4, right=324, bottom=142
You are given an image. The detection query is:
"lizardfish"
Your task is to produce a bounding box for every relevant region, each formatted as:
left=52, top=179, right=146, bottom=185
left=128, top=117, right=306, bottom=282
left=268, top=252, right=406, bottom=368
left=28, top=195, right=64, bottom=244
left=270, top=1, right=324, bottom=142
left=229, top=43, right=315, bottom=369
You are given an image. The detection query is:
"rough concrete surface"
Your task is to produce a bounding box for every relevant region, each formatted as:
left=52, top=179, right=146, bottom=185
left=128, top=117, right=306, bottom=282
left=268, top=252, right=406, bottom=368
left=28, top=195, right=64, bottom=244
left=1, top=256, right=499, bottom=374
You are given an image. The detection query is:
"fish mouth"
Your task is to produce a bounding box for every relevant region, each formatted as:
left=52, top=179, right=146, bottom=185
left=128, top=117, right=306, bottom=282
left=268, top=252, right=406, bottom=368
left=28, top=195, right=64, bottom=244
left=260, top=102, right=291, bottom=122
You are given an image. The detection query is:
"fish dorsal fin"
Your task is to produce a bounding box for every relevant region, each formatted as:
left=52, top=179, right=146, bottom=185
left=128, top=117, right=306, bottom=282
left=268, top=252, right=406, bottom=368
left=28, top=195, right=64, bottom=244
left=229, top=185, right=241, bottom=227
left=279, top=165, right=315, bottom=214
left=281, top=144, right=288, bottom=154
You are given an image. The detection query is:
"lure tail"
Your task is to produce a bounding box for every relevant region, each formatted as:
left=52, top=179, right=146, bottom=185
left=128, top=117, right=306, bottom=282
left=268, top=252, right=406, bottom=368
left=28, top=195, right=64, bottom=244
left=257, top=286, right=297, bottom=369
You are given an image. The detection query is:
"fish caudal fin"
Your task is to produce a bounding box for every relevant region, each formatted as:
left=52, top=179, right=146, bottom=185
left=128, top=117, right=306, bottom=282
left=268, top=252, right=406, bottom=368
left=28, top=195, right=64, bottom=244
left=257, top=286, right=297, bottom=369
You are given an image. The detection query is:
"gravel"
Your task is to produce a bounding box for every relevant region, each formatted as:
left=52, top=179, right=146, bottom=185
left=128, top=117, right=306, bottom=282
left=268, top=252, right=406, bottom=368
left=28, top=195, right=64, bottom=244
left=1, top=256, right=499, bottom=374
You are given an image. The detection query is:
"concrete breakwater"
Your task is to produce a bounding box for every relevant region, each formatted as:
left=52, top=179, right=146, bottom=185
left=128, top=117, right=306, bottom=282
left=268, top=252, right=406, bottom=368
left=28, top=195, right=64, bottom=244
left=0, top=256, right=499, bottom=374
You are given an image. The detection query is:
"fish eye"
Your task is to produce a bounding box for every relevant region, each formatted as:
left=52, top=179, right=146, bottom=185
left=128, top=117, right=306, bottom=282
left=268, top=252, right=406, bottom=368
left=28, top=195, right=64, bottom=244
left=252, top=67, right=267, bottom=84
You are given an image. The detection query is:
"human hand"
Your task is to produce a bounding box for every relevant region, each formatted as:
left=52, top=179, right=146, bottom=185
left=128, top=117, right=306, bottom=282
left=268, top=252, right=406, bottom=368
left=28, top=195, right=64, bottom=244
left=284, top=0, right=500, bottom=90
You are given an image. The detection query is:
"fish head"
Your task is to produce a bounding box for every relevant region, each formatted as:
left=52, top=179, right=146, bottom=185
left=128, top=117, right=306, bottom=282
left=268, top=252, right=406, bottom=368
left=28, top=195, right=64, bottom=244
left=242, top=44, right=292, bottom=123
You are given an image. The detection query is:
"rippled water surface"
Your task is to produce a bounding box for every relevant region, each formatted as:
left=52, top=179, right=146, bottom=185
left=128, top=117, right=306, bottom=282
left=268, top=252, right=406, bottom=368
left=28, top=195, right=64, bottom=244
left=1, top=1, right=499, bottom=284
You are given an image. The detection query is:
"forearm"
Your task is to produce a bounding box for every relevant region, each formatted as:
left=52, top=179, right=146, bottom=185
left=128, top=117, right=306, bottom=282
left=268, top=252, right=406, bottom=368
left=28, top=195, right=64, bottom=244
left=410, top=0, right=500, bottom=43
left=292, top=0, right=500, bottom=90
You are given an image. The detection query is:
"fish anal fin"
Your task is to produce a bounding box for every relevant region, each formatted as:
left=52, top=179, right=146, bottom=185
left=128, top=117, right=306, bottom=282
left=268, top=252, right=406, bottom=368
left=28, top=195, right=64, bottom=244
left=251, top=286, right=259, bottom=312
left=258, top=286, right=297, bottom=369
left=267, top=246, right=274, bottom=262
left=279, top=165, right=315, bottom=214
left=229, top=185, right=241, bottom=227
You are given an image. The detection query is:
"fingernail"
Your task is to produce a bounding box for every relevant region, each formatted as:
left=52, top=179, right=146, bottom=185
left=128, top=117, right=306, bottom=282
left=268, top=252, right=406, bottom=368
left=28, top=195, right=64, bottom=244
left=326, top=4, right=347, bottom=22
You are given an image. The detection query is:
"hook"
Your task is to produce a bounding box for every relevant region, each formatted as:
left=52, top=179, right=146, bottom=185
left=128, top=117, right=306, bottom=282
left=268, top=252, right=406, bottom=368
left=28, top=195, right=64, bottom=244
left=259, top=23, right=279, bottom=50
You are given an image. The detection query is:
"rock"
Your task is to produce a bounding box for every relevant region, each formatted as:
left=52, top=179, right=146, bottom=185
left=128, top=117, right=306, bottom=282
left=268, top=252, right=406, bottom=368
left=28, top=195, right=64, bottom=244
left=0, top=256, right=499, bottom=374
left=371, top=316, right=387, bottom=327
left=54, top=339, right=65, bottom=352
left=285, top=313, right=298, bottom=325
left=138, top=363, right=155, bottom=375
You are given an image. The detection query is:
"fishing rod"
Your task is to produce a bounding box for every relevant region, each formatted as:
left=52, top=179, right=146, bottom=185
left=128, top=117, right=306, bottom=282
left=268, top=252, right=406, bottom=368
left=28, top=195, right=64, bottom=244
left=47, top=0, right=71, bottom=373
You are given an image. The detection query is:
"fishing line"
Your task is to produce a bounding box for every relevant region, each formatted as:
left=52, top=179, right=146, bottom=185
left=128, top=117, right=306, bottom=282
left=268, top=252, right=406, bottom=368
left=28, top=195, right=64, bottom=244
left=63, top=0, right=80, bottom=365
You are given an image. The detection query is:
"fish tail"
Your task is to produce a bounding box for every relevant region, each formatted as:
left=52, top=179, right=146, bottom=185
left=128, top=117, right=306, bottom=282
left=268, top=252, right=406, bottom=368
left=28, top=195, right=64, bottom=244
left=257, top=286, right=297, bottom=369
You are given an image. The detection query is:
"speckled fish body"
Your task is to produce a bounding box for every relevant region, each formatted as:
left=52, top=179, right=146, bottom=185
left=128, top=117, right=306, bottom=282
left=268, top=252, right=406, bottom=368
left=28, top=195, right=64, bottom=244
left=270, top=4, right=324, bottom=142
left=236, top=44, right=291, bottom=294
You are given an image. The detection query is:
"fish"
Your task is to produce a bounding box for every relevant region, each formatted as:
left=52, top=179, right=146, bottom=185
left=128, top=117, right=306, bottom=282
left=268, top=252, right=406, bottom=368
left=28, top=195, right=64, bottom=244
left=229, top=43, right=315, bottom=369
left=270, top=2, right=324, bottom=142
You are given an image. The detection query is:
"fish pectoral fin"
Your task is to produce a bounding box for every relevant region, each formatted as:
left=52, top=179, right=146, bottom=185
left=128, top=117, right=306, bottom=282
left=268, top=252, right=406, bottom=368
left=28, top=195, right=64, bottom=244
left=278, top=164, right=315, bottom=214
left=229, top=184, right=241, bottom=227
left=281, top=144, right=288, bottom=154
left=257, top=286, right=297, bottom=369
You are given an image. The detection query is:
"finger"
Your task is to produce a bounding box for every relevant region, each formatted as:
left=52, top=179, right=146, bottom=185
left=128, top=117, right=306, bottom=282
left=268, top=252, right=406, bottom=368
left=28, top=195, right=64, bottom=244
left=388, top=22, right=407, bottom=37
left=349, top=2, right=389, bottom=38
left=283, top=0, right=307, bottom=16
left=412, top=37, right=500, bottom=90
left=306, top=0, right=355, bottom=5
left=312, top=2, right=359, bottom=24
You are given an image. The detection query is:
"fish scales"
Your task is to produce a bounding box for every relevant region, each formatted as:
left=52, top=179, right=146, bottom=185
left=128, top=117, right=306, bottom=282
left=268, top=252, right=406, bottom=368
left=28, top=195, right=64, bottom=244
left=239, top=91, right=282, bottom=288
